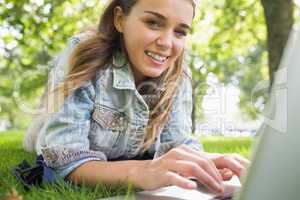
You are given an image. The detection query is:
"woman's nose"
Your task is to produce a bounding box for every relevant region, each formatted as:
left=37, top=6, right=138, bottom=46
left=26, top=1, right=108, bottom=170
left=156, top=31, right=173, bottom=50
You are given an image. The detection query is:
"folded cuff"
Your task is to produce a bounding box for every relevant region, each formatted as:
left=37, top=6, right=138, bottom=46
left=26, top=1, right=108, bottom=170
left=41, top=146, right=107, bottom=168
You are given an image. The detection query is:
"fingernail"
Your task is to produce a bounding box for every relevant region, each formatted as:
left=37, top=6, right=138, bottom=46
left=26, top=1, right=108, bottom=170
left=187, top=181, right=197, bottom=189
left=225, top=171, right=232, bottom=177
left=218, top=183, right=225, bottom=194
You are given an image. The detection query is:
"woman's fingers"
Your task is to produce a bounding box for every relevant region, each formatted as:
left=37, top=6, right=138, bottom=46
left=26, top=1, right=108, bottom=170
left=232, top=154, right=250, bottom=168
left=178, top=145, right=223, bottom=182
left=168, top=147, right=223, bottom=185
left=166, top=160, right=224, bottom=194
left=221, top=157, right=245, bottom=177
left=159, top=146, right=249, bottom=192
left=210, top=153, right=250, bottom=178
left=164, top=171, right=198, bottom=190
left=219, top=168, right=234, bottom=181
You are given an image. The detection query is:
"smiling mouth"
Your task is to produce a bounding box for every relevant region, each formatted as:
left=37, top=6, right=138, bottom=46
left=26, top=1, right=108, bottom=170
left=145, top=51, right=169, bottom=63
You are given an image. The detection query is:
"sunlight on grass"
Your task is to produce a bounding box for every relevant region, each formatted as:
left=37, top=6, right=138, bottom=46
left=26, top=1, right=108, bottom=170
left=201, top=136, right=254, bottom=158
left=0, top=131, right=254, bottom=199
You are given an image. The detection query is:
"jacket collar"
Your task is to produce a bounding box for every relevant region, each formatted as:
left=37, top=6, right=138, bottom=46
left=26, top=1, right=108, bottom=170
left=112, top=50, right=136, bottom=90
left=111, top=50, right=166, bottom=93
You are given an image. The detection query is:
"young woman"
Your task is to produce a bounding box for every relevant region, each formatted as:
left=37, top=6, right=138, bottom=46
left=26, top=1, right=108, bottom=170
left=25, top=0, right=249, bottom=194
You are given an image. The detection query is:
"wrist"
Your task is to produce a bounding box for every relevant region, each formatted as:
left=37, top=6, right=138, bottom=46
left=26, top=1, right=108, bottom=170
left=127, top=160, right=149, bottom=189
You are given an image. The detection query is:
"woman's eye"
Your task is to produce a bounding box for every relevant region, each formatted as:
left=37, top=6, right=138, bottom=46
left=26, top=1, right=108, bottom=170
left=175, top=30, right=187, bottom=38
left=146, top=20, right=160, bottom=29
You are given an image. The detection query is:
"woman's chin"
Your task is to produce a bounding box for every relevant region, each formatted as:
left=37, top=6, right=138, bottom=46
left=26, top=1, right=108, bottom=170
left=143, top=67, right=167, bottom=78
left=144, top=72, right=163, bottom=79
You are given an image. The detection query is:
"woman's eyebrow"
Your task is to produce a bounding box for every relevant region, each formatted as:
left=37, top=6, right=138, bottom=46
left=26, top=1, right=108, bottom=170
left=143, top=10, right=191, bottom=31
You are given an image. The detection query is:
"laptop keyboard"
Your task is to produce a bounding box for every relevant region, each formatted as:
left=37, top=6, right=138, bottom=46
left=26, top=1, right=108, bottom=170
left=211, top=192, right=233, bottom=200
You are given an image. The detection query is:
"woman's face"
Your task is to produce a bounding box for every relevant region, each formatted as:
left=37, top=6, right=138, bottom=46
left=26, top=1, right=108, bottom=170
left=114, top=0, right=194, bottom=85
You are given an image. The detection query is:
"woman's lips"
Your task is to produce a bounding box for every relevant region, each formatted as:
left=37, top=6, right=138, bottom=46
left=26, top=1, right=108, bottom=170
left=145, top=50, right=169, bottom=65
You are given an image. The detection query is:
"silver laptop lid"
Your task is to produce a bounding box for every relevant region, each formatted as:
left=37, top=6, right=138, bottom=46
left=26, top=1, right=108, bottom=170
left=236, top=25, right=300, bottom=200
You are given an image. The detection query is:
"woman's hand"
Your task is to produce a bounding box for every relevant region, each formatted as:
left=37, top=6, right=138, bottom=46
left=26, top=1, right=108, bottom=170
left=178, top=145, right=250, bottom=180
left=205, top=152, right=250, bottom=180
left=128, top=145, right=225, bottom=194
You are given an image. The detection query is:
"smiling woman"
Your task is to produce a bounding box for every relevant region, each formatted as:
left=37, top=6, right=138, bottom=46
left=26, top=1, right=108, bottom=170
left=23, top=0, right=249, bottom=195
left=113, top=0, right=194, bottom=84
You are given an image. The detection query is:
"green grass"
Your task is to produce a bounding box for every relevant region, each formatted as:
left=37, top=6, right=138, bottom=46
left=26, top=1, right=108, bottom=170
left=0, top=131, right=254, bottom=200
left=200, top=136, right=253, bottom=158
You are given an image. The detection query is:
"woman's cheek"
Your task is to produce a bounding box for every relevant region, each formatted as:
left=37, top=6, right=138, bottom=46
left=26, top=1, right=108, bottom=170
left=144, top=31, right=161, bottom=46
left=176, top=40, right=185, bottom=54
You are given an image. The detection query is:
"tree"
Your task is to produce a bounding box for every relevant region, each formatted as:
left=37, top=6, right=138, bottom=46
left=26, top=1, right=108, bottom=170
left=188, top=0, right=296, bottom=132
left=0, top=0, right=105, bottom=128
left=261, top=0, right=294, bottom=86
left=0, top=0, right=296, bottom=130
left=188, top=0, right=268, bottom=131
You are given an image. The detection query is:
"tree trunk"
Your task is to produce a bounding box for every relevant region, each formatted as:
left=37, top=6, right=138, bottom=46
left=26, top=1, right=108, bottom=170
left=191, top=84, right=196, bottom=134
left=191, top=79, right=203, bottom=134
left=260, top=0, right=294, bottom=86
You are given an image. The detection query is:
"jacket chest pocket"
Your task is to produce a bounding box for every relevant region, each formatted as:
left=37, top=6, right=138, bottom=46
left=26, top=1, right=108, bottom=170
left=89, top=105, right=128, bottom=152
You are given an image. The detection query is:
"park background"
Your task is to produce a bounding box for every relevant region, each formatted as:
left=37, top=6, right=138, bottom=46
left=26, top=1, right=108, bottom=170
left=0, top=0, right=299, bottom=199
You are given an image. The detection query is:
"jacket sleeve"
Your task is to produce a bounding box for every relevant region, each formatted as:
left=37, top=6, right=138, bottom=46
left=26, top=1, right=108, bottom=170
left=154, top=74, right=203, bottom=158
left=35, top=33, right=106, bottom=179
left=23, top=36, right=81, bottom=153
left=36, top=81, right=107, bottom=179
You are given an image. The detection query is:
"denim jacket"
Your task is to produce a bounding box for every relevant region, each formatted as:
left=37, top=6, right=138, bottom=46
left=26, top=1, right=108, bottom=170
left=36, top=34, right=203, bottom=179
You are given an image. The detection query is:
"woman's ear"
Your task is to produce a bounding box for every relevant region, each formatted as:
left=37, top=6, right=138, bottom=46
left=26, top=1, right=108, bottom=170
left=114, top=6, right=125, bottom=33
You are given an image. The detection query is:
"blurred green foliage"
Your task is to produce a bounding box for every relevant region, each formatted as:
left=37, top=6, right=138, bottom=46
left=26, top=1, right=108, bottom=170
left=188, top=0, right=269, bottom=121
left=0, top=0, right=105, bottom=128
left=1, top=0, right=295, bottom=128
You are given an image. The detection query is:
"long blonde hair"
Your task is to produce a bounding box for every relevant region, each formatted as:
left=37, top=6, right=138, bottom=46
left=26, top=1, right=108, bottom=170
left=52, top=0, right=195, bottom=151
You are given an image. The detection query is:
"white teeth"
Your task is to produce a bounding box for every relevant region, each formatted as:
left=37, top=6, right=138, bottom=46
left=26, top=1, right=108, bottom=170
left=145, top=51, right=167, bottom=62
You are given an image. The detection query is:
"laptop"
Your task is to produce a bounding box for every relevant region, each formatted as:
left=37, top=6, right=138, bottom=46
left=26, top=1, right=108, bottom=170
left=101, top=23, right=300, bottom=200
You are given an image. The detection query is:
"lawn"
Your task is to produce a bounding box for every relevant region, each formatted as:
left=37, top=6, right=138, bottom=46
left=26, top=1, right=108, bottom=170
left=0, top=131, right=253, bottom=200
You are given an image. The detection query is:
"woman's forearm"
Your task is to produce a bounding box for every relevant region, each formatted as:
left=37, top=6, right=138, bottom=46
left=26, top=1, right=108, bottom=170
left=66, top=160, right=148, bottom=187
left=65, top=145, right=241, bottom=192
